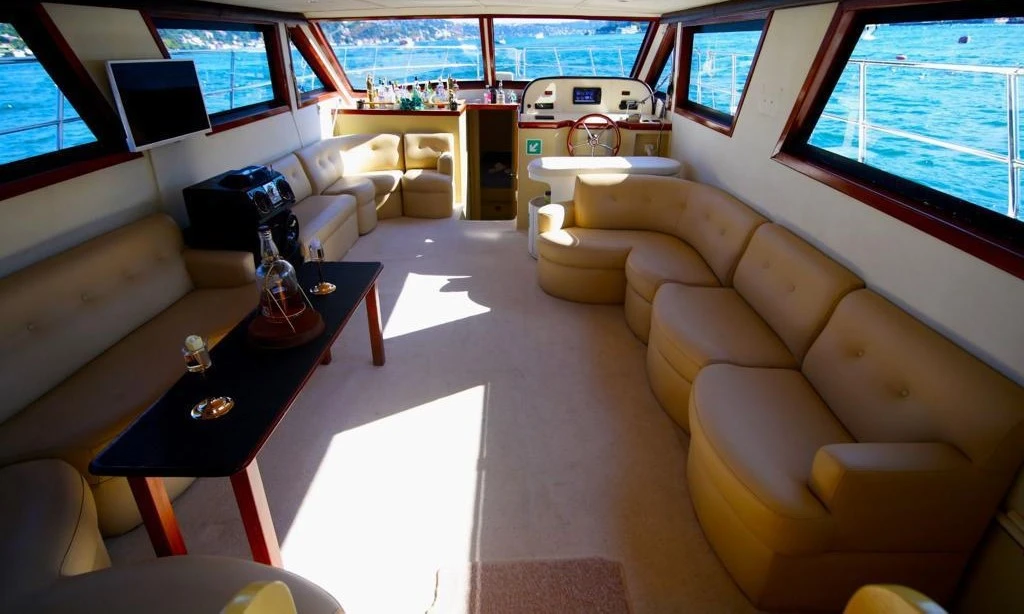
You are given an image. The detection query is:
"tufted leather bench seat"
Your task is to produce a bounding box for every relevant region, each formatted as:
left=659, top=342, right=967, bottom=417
left=0, top=214, right=257, bottom=536
left=689, top=289, right=1024, bottom=610
left=536, top=173, right=767, bottom=343
left=647, top=223, right=864, bottom=429
left=534, top=173, right=1024, bottom=610
left=294, top=133, right=455, bottom=224
left=268, top=153, right=359, bottom=260
left=402, top=133, right=455, bottom=219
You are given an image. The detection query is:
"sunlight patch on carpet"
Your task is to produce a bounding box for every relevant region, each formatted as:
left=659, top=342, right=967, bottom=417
left=280, top=385, right=487, bottom=613
left=384, top=272, right=491, bottom=340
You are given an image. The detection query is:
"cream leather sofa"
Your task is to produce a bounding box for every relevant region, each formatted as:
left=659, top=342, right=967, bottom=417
left=1, top=459, right=342, bottom=613
left=0, top=214, right=257, bottom=536
left=295, top=133, right=454, bottom=224
left=537, top=174, right=1024, bottom=611
left=536, top=173, right=767, bottom=343
left=269, top=153, right=360, bottom=261
left=401, top=132, right=455, bottom=219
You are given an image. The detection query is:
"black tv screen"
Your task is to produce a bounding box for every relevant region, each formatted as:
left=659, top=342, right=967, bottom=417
left=107, top=59, right=211, bottom=151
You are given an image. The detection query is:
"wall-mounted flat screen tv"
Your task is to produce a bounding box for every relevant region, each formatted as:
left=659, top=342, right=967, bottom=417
left=107, top=59, right=211, bottom=152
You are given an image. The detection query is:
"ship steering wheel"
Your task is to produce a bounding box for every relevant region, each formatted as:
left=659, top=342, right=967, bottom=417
left=567, top=113, right=621, bottom=156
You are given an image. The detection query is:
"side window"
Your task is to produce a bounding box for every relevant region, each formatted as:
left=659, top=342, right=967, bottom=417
left=676, top=17, right=768, bottom=133
left=0, top=23, right=98, bottom=165
left=0, top=10, right=129, bottom=195
left=776, top=6, right=1024, bottom=278
left=290, top=40, right=325, bottom=95
left=154, top=18, right=287, bottom=124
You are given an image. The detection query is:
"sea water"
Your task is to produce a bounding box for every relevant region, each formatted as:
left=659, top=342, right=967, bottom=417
left=1, top=23, right=1021, bottom=217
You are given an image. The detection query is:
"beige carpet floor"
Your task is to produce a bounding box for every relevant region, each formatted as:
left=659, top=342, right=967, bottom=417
left=106, top=215, right=758, bottom=614
left=429, top=557, right=631, bottom=614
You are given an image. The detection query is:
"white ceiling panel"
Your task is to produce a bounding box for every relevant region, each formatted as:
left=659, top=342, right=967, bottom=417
left=214, top=0, right=725, bottom=19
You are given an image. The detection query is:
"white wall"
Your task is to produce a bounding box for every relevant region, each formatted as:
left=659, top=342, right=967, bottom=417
left=671, top=3, right=1024, bottom=386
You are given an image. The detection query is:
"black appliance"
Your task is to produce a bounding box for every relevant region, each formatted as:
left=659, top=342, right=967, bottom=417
left=183, top=165, right=302, bottom=267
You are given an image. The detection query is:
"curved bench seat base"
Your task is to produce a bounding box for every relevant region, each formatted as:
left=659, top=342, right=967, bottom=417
left=689, top=448, right=965, bottom=611
left=537, top=257, right=626, bottom=304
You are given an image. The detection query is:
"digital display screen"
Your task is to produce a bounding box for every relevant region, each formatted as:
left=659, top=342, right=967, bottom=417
left=573, top=87, right=602, bottom=105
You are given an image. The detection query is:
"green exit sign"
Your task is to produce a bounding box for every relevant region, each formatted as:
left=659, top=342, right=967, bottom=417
left=526, top=139, right=542, bottom=155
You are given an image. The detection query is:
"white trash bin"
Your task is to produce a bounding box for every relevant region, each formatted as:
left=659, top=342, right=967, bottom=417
left=527, top=195, right=548, bottom=259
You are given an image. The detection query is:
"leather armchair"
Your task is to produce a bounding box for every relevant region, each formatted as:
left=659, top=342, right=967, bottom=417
left=401, top=133, right=455, bottom=219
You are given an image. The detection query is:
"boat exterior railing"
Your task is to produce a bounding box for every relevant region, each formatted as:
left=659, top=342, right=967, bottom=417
left=827, top=59, right=1024, bottom=220
left=0, top=88, right=85, bottom=154
left=693, top=53, right=1023, bottom=220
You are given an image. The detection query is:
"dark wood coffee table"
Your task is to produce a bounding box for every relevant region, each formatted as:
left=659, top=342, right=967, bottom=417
left=90, top=261, right=384, bottom=567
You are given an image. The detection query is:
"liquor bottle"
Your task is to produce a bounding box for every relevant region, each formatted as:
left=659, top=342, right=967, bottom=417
left=255, top=227, right=306, bottom=322
left=496, top=80, right=506, bottom=104
left=365, top=74, right=375, bottom=103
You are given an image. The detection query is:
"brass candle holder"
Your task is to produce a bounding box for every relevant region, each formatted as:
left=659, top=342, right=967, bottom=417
left=182, top=335, right=235, bottom=420
left=308, top=240, right=336, bottom=296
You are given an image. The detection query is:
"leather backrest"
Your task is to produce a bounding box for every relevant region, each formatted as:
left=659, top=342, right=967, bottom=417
left=0, top=214, right=193, bottom=423
left=404, top=133, right=453, bottom=170
left=674, top=181, right=767, bottom=285
left=337, top=133, right=403, bottom=174
left=294, top=138, right=345, bottom=195
left=804, top=289, right=1024, bottom=473
left=734, top=224, right=864, bottom=360
left=267, top=153, right=312, bottom=202
left=573, top=173, right=692, bottom=235
left=573, top=174, right=765, bottom=284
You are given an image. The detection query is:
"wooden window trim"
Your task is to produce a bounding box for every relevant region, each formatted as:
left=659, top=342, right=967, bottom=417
left=0, top=5, right=134, bottom=201
left=773, top=0, right=1024, bottom=279
left=631, top=19, right=661, bottom=80
left=674, top=12, right=771, bottom=137
left=646, top=24, right=678, bottom=91
left=150, top=16, right=290, bottom=130
left=287, top=25, right=339, bottom=105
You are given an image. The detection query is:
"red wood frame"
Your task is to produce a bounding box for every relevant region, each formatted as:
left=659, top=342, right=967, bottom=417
left=288, top=25, right=341, bottom=107
left=644, top=24, right=677, bottom=90
left=631, top=19, right=661, bottom=80
left=773, top=0, right=1024, bottom=279
left=315, top=15, right=657, bottom=94
left=148, top=14, right=291, bottom=132
left=128, top=477, right=188, bottom=557
left=0, top=5, right=136, bottom=201
left=673, top=11, right=772, bottom=137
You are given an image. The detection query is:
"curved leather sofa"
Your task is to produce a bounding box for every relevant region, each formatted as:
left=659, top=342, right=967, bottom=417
left=537, top=173, right=1024, bottom=611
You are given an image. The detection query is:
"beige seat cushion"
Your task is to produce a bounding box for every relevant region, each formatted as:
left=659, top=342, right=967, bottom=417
left=358, top=170, right=403, bottom=195
left=402, top=169, right=452, bottom=193
left=625, top=237, right=720, bottom=302
left=322, top=175, right=375, bottom=203
left=650, top=284, right=797, bottom=382
left=293, top=195, right=358, bottom=261
left=0, top=285, right=257, bottom=478
left=690, top=364, right=853, bottom=554
left=404, top=133, right=453, bottom=170
left=0, top=459, right=110, bottom=608
left=8, top=555, right=342, bottom=614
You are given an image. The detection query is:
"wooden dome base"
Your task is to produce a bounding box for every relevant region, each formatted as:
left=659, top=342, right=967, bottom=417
left=247, top=309, right=325, bottom=349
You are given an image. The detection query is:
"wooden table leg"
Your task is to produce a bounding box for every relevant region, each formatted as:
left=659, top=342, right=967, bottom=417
left=128, top=476, right=187, bottom=557
left=366, top=281, right=385, bottom=366
left=321, top=348, right=333, bottom=365
left=230, top=460, right=283, bottom=567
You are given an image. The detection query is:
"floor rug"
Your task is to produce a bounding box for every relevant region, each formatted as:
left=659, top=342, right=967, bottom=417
left=428, top=557, right=631, bottom=614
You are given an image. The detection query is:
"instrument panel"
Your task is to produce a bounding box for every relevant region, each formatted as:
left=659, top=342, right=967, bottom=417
left=520, top=77, right=657, bottom=121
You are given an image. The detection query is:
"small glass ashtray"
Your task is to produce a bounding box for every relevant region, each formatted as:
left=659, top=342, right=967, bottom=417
left=191, top=396, right=235, bottom=420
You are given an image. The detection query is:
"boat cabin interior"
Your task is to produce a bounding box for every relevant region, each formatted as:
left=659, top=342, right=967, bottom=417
left=1, top=0, right=1022, bottom=612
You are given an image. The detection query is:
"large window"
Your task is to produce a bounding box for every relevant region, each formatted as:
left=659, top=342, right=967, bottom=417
left=319, top=19, right=484, bottom=88
left=776, top=3, right=1024, bottom=278
left=0, top=23, right=97, bottom=166
left=154, top=19, right=287, bottom=124
left=0, top=8, right=129, bottom=198
left=676, top=17, right=768, bottom=133
left=492, top=18, right=650, bottom=83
